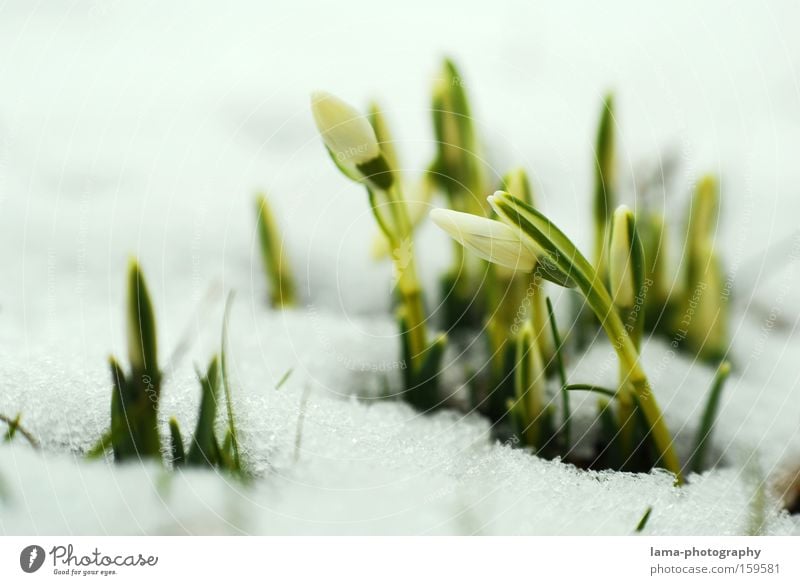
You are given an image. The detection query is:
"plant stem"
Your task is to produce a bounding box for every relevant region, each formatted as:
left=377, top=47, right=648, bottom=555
left=587, top=285, right=683, bottom=483
left=0, top=413, right=40, bottom=448
left=545, top=298, right=570, bottom=444
left=382, top=183, right=428, bottom=364
left=688, top=361, right=731, bottom=474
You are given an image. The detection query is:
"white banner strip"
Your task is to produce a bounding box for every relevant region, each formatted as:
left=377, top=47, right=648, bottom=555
left=1, top=537, right=798, bottom=583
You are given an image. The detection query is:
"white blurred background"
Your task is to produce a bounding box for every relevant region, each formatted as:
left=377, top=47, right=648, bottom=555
left=2, top=1, right=799, bottom=321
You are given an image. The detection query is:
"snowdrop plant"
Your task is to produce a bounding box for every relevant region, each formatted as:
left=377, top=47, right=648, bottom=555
left=106, top=260, right=163, bottom=461
left=311, top=91, right=446, bottom=410
left=432, top=191, right=683, bottom=482
left=93, top=262, right=244, bottom=475
left=508, top=320, right=555, bottom=453
left=674, top=176, right=727, bottom=360
left=430, top=59, right=490, bottom=329
left=307, top=61, right=729, bottom=479
left=256, top=194, right=296, bottom=308
left=169, top=356, right=241, bottom=472
left=482, top=170, right=543, bottom=419
left=169, top=295, right=243, bottom=473
left=593, top=95, right=617, bottom=278
left=637, top=211, right=670, bottom=328
left=583, top=98, right=728, bottom=365
left=606, top=204, right=660, bottom=462
left=436, top=167, right=551, bottom=421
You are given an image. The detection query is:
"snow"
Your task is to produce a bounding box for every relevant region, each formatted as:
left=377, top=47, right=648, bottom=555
left=1, top=0, right=800, bottom=534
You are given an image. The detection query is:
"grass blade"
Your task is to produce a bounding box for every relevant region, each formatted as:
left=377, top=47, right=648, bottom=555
left=688, top=361, right=732, bottom=474
left=256, top=194, right=297, bottom=308
left=220, top=292, right=242, bottom=472
left=546, top=297, right=570, bottom=445
left=593, top=93, right=616, bottom=274
left=564, top=384, right=618, bottom=399
left=635, top=506, right=653, bottom=533
left=275, top=368, right=294, bottom=391
left=127, top=259, right=159, bottom=376
left=0, top=413, right=39, bottom=448
left=187, top=357, right=221, bottom=467
left=168, top=417, right=185, bottom=467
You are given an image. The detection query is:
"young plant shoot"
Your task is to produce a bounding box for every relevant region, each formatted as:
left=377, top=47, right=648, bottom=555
left=256, top=194, right=296, bottom=308
left=92, top=262, right=244, bottom=475
left=311, top=91, right=446, bottom=410
left=432, top=192, right=683, bottom=482
left=430, top=59, right=489, bottom=329
left=107, top=260, right=163, bottom=461
left=676, top=176, right=728, bottom=361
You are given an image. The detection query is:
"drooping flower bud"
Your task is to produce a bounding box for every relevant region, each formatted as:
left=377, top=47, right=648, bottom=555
left=430, top=208, right=538, bottom=271
left=310, top=91, right=393, bottom=190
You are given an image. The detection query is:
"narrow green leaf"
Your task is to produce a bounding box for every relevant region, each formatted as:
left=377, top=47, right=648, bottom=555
left=256, top=194, right=297, bottom=308
left=635, top=506, right=653, bottom=533
left=2, top=413, right=20, bottom=442
left=95, top=357, right=159, bottom=461
left=168, top=417, right=185, bottom=467
left=0, top=413, right=38, bottom=448
left=688, top=361, right=732, bottom=474
left=686, top=176, right=719, bottom=287
left=546, top=297, right=570, bottom=445
left=127, top=259, right=159, bottom=377
left=401, top=310, right=446, bottom=412
left=187, top=356, right=221, bottom=467
left=275, top=368, right=294, bottom=391
left=220, top=292, right=242, bottom=472
left=608, top=206, right=647, bottom=348
left=593, top=93, right=616, bottom=273
left=109, top=356, right=134, bottom=460
left=637, top=212, right=669, bottom=317
left=118, top=261, right=163, bottom=461
left=368, top=102, right=400, bottom=175
left=514, top=321, right=545, bottom=449
left=430, top=58, right=483, bottom=201
left=501, top=168, right=534, bottom=207
left=679, top=177, right=728, bottom=361
left=565, top=384, right=618, bottom=399
left=0, top=469, right=9, bottom=504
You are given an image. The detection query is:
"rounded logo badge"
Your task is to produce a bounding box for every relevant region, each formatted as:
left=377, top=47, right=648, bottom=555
left=20, top=545, right=46, bottom=573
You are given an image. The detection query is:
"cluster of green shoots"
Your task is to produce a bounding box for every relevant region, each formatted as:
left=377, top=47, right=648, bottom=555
left=0, top=60, right=735, bottom=489
left=309, top=59, right=735, bottom=483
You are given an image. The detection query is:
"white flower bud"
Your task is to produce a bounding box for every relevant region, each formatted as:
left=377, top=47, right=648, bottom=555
left=609, top=205, right=636, bottom=309
left=430, top=208, right=537, bottom=271
left=310, top=91, right=381, bottom=165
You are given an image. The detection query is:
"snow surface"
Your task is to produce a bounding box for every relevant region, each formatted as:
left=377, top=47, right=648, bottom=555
left=1, top=0, right=800, bottom=534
